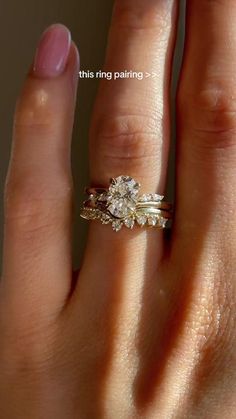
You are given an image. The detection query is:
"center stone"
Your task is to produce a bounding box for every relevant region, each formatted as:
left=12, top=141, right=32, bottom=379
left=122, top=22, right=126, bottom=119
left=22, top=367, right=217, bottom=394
left=107, top=176, right=140, bottom=219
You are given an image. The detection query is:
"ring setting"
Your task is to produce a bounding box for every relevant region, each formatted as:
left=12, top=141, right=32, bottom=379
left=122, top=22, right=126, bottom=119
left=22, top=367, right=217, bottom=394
left=80, top=175, right=173, bottom=232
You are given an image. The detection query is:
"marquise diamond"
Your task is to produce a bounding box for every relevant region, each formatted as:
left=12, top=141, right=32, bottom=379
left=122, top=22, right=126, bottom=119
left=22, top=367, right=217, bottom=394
left=136, top=215, right=147, bottom=227
left=159, top=218, right=168, bottom=228
left=148, top=216, right=157, bottom=226
left=124, top=217, right=135, bottom=229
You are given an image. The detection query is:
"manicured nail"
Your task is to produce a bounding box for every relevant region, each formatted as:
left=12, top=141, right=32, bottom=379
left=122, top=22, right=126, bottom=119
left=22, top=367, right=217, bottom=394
left=33, top=24, right=71, bottom=78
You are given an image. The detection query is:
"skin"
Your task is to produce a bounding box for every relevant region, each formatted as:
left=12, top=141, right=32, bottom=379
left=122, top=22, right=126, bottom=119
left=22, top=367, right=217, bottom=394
left=0, top=0, right=236, bottom=418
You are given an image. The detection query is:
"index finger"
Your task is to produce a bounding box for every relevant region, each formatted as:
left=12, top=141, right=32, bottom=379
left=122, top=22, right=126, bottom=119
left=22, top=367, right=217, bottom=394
left=2, top=25, right=79, bottom=319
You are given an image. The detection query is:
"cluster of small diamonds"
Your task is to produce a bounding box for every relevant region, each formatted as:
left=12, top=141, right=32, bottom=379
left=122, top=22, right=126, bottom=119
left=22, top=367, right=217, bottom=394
left=138, top=193, right=164, bottom=203
left=80, top=207, right=168, bottom=232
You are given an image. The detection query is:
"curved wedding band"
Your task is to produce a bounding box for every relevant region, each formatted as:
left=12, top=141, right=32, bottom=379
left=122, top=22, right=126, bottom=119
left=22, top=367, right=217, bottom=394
left=80, top=175, right=173, bottom=232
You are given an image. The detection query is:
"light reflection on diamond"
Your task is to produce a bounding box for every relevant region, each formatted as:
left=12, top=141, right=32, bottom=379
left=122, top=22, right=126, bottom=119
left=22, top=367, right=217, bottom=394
left=139, top=193, right=164, bottom=202
left=107, top=176, right=140, bottom=219
left=148, top=216, right=157, bottom=226
left=124, top=218, right=135, bottom=229
left=136, top=215, right=147, bottom=227
left=159, top=218, right=168, bottom=228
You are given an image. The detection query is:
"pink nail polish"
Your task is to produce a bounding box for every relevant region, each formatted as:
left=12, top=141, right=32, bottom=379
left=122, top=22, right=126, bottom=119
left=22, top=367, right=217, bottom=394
left=33, top=24, right=71, bottom=78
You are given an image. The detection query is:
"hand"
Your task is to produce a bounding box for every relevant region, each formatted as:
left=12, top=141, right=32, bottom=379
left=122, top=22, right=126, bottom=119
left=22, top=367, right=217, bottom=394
left=0, top=2, right=236, bottom=418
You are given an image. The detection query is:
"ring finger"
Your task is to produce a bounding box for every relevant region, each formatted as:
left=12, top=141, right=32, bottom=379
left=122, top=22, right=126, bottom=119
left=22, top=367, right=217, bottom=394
left=81, top=0, right=178, bottom=272
left=69, top=1, right=178, bottom=409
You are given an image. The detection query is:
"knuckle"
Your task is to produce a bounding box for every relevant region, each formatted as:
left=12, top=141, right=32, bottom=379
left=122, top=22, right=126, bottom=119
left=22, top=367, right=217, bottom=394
left=0, top=297, right=60, bottom=374
left=4, top=176, right=72, bottom=233
left=91, top=113, right=162, bottom=172
left=14, top=85, right=56, bottom=135
left=179, top=84, right=236, bottom=150
left=0, top=317, right=58, bottom=377
left=112, top=0, right=171, bottom=31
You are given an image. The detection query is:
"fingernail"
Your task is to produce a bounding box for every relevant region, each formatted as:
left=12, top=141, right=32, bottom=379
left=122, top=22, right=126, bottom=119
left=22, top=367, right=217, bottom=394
left=33, top=24, right=71, bottom=78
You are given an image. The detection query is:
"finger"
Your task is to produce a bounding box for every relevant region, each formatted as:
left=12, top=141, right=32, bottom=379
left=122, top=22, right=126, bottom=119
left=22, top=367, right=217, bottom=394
left=69, top=2, right=177, bottom=406
left=175, top=1, right=236, bottom=244
left=169, top=2, right=236, bottom=403
left=78, top=0, right=177, bottom=312
left=90, top=0, right=177, bottom=187
left=77, top=0, right=177, bottom=317
left=84, top=0, right=178, bottom=257
left=1, top=24, right=79, bottom=319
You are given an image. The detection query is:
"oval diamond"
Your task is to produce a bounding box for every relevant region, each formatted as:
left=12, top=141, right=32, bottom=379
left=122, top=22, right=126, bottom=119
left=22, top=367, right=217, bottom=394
left=107, top=176, right=140, bottom=219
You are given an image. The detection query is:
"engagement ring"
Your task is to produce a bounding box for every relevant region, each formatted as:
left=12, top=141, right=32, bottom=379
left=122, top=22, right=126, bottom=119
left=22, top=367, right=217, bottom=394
left=80, top=176, right=173, bottom=232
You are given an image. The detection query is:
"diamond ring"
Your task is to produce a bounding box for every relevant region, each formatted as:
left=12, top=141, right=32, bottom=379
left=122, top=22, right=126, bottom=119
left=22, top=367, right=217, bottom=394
left=80, top=175, right=173, bottom=232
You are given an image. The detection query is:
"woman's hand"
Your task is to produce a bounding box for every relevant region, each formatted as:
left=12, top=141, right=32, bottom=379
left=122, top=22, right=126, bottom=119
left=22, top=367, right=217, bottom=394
left=0, top=1, right=236, bottom=418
